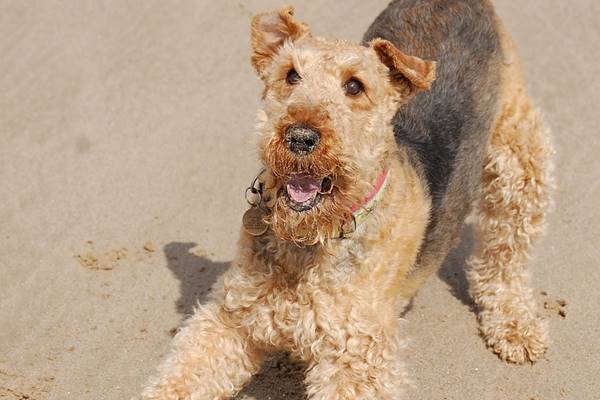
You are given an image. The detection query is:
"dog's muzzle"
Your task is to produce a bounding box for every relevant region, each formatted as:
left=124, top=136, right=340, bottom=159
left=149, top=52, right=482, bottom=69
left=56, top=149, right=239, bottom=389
left=284, top=124, right=320, bottom=155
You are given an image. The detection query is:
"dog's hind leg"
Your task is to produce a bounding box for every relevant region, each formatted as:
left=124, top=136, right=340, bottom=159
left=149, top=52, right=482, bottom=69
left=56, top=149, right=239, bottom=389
left=467, top=82, right=554, bottom=363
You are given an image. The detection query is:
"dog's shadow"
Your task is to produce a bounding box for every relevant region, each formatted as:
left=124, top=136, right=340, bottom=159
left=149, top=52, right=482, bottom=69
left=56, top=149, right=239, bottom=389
left=164, top=241, right=307, bottom=400
left=435, top=225, right=477, bottom=310
left=164, top=242, right=229, bottom=316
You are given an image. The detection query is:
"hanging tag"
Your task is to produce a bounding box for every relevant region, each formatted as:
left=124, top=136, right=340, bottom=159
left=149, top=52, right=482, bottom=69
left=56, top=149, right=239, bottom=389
left=242, top=207, right=268, bottom=236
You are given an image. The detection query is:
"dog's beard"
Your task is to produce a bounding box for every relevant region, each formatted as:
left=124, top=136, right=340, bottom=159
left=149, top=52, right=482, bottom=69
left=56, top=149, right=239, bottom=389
left=263, top=160, right=362, bottom=246
left=260, top=113, right=362, bottom=245
left=266, top=185, right=354, bottom=246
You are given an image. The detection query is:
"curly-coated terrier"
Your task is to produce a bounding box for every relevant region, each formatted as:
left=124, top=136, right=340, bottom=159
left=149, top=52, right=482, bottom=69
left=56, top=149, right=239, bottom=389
left=143, top=1, right=554, bottom=398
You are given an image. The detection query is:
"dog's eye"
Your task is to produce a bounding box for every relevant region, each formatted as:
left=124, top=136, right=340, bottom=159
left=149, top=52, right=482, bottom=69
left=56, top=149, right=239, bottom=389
left=344, top=78, right=364, bottom=96
left=286, top=68, right=301, bottom=85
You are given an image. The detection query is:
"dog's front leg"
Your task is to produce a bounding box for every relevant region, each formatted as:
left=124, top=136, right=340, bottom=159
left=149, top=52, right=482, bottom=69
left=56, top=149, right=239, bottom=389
left=304, top=320, right=408, bottom=400
left=142, top=302, right=263, bottom=400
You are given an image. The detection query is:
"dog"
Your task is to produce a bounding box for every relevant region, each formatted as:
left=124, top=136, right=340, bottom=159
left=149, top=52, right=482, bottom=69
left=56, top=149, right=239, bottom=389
left=142, top=1, right=554, bottom=398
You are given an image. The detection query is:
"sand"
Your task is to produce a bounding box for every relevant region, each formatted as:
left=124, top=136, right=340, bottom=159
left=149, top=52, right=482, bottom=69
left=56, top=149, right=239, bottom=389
left=1, top=1, right=599, bottom=399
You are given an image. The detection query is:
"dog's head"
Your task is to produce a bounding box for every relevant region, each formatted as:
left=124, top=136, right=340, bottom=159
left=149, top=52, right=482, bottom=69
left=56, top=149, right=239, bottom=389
left=250, top=6, right=435, bottom=245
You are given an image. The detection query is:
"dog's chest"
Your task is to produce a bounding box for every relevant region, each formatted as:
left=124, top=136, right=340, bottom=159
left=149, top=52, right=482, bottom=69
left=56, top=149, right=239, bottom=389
left=242, top=242, right=358, bottom=354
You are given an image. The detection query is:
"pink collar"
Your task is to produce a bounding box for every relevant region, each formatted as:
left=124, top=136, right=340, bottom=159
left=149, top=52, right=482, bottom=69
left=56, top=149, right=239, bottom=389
left=335, top=166, right=391, bottom=238
left=351, top=167, right=390, bottom=213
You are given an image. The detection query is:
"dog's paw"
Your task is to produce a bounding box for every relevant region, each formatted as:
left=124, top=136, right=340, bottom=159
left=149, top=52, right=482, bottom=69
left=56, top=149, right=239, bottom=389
left=478, top=309, right=549, bottom=364
left=140, top=384, right=183, bottom=400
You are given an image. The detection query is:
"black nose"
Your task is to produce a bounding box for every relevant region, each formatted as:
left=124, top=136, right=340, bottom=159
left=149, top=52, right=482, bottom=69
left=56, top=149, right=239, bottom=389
left=284, top=125, right=320, bottom=155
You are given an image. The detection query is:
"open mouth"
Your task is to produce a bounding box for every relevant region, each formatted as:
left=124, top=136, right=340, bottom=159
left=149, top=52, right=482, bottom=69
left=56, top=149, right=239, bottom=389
left=285, top=173, right=332, bottom=211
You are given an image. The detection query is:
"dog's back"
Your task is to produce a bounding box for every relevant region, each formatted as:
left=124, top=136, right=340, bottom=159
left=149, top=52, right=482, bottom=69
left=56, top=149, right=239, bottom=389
left=364, top=0, right=503, bottom=280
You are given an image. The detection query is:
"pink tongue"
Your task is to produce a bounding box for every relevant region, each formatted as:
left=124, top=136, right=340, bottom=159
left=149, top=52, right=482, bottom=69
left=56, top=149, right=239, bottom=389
left=287, top=174, right=320, bottom=204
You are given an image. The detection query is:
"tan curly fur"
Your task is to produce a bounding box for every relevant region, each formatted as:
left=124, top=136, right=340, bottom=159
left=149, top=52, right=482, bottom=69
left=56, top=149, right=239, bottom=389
left=466, top=23, right=555, bottom=363
left=142, top=4, right=554, bottom=399
left=142, top=7, right=431, bottom=399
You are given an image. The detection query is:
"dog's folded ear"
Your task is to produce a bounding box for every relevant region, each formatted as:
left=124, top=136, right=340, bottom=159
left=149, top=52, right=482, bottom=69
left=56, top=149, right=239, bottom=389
left=370, top=38, right=436, bottom=96
left=251, top=5, right=310, bottom=77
